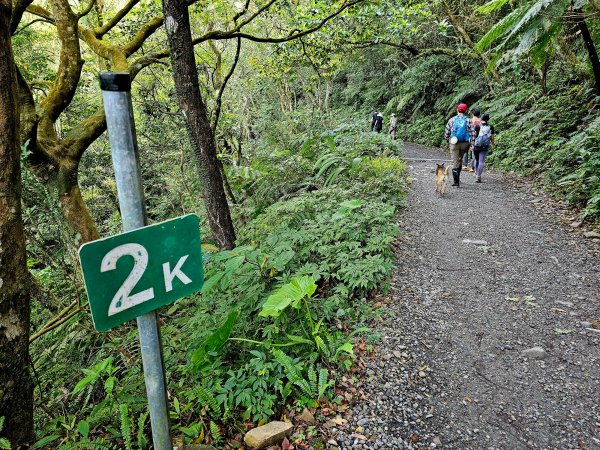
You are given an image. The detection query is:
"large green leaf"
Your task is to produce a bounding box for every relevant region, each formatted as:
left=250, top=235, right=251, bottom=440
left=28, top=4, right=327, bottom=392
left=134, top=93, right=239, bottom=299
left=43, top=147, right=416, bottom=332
left=259, top=276, right=317, bottom=318
left=475, top=0, right=513, bottom=14
left=475, top=4, right=530, bottom=51
left=191, top=310, right=239, bottom=370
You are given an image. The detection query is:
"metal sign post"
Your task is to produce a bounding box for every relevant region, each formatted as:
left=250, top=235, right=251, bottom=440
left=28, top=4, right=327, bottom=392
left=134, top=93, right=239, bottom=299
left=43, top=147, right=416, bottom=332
left=99, top=72, right=172, bottom=450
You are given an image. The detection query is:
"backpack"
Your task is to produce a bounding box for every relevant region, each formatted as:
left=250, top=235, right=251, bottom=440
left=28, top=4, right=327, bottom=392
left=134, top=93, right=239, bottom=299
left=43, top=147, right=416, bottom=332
left=475, top=123, right=492, bottom=148
left=451, top=115, right=470, bottom=142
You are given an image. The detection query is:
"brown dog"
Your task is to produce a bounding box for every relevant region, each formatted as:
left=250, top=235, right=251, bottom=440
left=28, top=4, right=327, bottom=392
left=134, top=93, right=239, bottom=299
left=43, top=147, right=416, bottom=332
left=435, top=163, right=451, bottom=195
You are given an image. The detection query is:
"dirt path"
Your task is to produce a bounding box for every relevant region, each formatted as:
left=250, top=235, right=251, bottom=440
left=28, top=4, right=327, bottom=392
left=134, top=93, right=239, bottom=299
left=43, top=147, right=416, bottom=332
left=328, top=143, right=600, bottom=450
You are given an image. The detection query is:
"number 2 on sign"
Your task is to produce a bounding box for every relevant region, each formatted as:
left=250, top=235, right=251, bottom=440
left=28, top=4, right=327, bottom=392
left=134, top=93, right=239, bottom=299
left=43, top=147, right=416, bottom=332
left=101, top=243, right=191, bottom=316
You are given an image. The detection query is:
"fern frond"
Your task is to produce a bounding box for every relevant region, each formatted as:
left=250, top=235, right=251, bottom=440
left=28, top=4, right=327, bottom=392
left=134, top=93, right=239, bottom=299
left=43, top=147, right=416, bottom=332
left=137, top=411, right=149, bottom=449
left=57, top=438, right=117, bottom=450
left=209, top=421, right=222, bottom=444
left=272, top=349, right=313, bottom=397
left=318, top=367, right=334, bottom=399
left=119, top=403, right=133, bottom=450
left=504, top=0, right=553, bottom=43
left=197, top=387, right=222, bottom=420
left=308, top=365, right=318, bottom=397
left=475, top=4, right=530, bottom=51
left=475, top=0, right=513, bottom=14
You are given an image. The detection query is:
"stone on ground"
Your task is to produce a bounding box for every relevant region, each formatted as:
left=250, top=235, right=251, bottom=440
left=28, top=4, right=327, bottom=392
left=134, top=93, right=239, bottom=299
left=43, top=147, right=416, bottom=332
left=520, top=346, right=547, bottom=359
left=296, top=408, right=315, bottom=424
left=244, top=421, right=293, bottom=449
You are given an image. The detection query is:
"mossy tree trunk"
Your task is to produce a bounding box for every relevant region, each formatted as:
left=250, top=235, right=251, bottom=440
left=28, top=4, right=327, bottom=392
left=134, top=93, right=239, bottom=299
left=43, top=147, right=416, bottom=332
left=162, top=0, right=237, bottom=249
left=0, top=0, right=34, bottom=444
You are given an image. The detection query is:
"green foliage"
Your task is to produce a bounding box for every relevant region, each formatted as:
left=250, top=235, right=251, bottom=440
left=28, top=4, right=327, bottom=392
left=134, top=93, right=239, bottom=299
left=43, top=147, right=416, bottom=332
left=0, top=417, right=10, bottom=449
left=191, top=310, right=240, bottom=371
left=259, top=276, right=317, bottom=318
left=271, top=350, right=334, bottom=403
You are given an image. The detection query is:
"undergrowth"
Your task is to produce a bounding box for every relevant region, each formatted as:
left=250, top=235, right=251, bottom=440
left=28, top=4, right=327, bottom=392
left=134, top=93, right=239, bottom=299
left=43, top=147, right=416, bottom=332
left=30, top=122, right=406, bottom=448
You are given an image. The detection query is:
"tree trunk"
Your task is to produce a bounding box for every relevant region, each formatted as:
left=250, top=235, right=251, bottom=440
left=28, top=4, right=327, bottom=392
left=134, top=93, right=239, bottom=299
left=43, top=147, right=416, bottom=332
left=58, top=166, right=100, bottom=244
left=575, top=10, right=600, bottom=92
left=162, top=0, right=236, bottom=249
left=0, top=0, right=34, bottom=445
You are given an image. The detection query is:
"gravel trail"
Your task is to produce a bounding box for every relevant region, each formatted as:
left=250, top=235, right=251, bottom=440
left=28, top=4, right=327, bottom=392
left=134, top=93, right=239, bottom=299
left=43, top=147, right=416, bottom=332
left=328, top=143, right=600, bottom=450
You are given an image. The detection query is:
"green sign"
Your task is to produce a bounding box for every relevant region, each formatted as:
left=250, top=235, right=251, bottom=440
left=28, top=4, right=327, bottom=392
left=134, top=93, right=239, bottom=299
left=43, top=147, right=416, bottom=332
left=79, top=214, right=204, bottom=331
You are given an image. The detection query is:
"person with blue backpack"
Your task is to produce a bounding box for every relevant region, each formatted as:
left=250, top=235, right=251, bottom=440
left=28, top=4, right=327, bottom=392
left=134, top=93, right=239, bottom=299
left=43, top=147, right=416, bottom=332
left=444, top=103, right=474, bottom=187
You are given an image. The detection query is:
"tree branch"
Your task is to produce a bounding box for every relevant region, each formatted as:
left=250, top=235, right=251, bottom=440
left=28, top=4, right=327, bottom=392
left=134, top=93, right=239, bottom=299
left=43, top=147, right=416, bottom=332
left=232, top=0, right=252, bottom=22
left=24, top=4, right=55, bottom=23
left=122, top=16, right=164, bottom=56
left=212, top=36, right=241, bottom=133
left=13, top=18, right=54, bottom=35
left=234, top=0, right=277, bottom=30
left=77, top=0, right=97, bottom=18
left=299, top=36, right=322, bottom=77
left=10, top=0, right=35, bottom=34
left=39, top=0, right=83, bottom=129
left=29, top=302, right=84, bottom=343
left=93, top=0, right=139, bottom=37
left=193, top=0, right=364, bottom=45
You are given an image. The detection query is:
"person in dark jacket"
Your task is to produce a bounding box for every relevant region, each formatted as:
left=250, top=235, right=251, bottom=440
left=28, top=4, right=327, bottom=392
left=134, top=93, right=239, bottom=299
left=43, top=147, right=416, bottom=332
left=374, top=112, right=383, bottom=133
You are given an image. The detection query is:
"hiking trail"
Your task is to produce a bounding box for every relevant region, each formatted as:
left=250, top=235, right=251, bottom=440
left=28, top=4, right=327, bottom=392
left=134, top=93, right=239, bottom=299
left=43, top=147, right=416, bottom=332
left=328, top=143, right=600, bottom=450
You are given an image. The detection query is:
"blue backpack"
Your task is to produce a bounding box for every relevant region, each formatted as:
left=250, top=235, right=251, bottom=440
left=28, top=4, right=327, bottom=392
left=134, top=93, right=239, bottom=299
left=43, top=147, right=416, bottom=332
left=451, top=115, right=470, bottom=142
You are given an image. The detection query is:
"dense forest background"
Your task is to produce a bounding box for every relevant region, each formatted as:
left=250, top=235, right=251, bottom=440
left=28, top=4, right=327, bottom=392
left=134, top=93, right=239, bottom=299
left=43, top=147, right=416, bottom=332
left=1, top=0, right=599, bottom=446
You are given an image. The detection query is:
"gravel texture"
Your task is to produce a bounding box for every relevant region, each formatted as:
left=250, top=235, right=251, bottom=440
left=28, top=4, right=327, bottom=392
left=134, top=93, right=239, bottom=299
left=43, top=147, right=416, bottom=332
left=327, top=143, right=600, bottom=450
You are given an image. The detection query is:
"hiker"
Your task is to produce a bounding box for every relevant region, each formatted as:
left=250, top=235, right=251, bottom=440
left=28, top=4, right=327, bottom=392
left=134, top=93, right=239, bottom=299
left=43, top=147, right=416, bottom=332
left=389, top=113, right=398, bottom=139
left=466, top=109, right=481, bottom=172
left=370, top=110, right=378, bottom=131
left=473, top=113, right=494, bottom=183
left=444, top=103, right=474, bottom=187
left=374, top=112, right=383, bottom=133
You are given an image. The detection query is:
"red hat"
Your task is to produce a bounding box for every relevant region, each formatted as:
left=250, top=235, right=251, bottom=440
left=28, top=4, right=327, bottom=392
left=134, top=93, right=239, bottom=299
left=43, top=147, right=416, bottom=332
left=457, top=103, right=468, bottom=113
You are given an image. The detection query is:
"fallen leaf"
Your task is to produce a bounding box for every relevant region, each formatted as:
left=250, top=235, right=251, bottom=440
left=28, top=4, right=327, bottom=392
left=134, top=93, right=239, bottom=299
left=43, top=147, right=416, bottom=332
left=554, top=328, right=573, bottom=334
left=331, top=416, right=347, bottom=425
left=350, top=433, right=367, bottom=440
left=464, top=396, right=473, bottom=403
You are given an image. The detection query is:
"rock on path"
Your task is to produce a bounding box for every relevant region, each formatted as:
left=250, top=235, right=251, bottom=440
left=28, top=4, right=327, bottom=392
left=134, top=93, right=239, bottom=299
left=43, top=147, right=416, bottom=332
left=329, top=143, right=600, bottom=450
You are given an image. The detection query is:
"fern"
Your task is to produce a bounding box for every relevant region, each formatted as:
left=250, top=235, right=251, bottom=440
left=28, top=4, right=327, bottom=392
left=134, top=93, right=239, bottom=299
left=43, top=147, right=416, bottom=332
left=272, top=349, right=313, bottom=397
left=57, top=439, right=117, bottom=450
left=475, top=4, right=530, bottom=51
left=318, top=367, right=334, bottom=399
left=0, top=417, right=9, bottom=450
left=307, top=365, right=318, bottom=396
left=119, top=403, right=133, bottom=450
left=197, top=387, right=222, bottom=420
left=137, top=411, right=149, bottom=449
left=209, top=421, right=222, bottom=445
left=475, top=0, right=513, bottom=14
left=504, top=0, right=552, bottom=44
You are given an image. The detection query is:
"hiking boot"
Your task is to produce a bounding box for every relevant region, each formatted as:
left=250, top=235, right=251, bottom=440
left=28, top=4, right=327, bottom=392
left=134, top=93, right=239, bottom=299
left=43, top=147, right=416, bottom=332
left=469, top=167, right=475, bottom=172
left=452, top=168, right=460, bottom=187
left=475, top=176, right=482, bottom=183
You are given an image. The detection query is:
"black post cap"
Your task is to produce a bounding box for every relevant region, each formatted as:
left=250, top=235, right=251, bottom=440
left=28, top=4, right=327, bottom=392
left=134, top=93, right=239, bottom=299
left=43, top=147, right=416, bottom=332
left=99, top=72, right=131, bottom=92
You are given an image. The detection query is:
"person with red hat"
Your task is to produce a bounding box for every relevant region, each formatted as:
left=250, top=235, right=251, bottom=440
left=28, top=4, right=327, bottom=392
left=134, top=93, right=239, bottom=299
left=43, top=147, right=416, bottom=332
left=444, top=103, right=475, bottom=187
